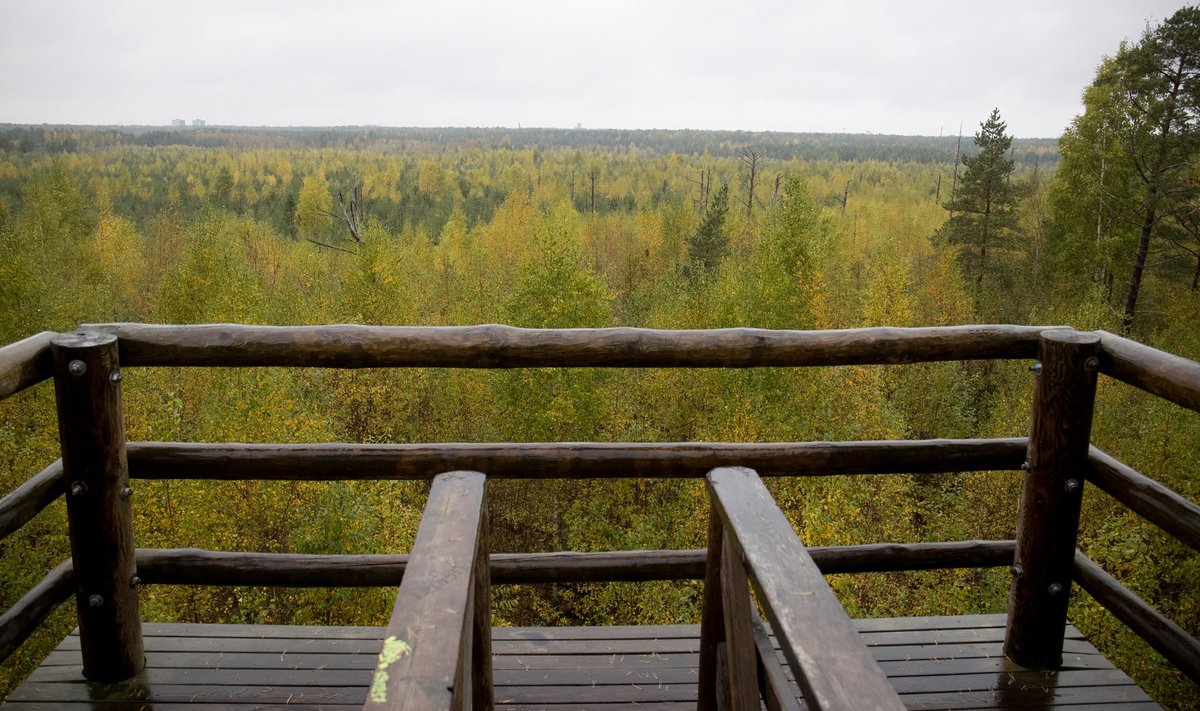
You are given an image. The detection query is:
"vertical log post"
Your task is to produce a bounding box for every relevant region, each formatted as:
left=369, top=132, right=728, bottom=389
left=1005, top=330, right=1099, bottom=670
left=51, top=331, right=143, bottom=682
left=471, top=500, right=494, bottom=710
left=697, top=509, right=725, bottom=711
left=719, top=534, right=759, bottom=711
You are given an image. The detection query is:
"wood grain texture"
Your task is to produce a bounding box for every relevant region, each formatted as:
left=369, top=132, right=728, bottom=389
left=708, top=466, right=904, bottom=711
left=9, top=616, right=1158, bottom=710
left=1005, top=330, right=1099, bottom=671
left=367, top=471, right=488, bottom=711
left=0, top=559, right=73, bottom=664
left=50, top=331, right=143, bottom=682
left=130, top=540, right=1016, bottom=588
left=0, top=459, right=63, bottom=541
left=719, top=534, right=759, bottom=711
left=1096, top=330, right=1200, bottom=413
left=0, top=330, right=55, bottom=401
left=1073, top=550, right=1200, bottom=684
left=125, top=437, right=1028, bottom=481
left=696, top=506, right=725, bottom=711
left=1087, top=446, right=1200, bottom=552
left=83, top=322, right=1055, bottom=368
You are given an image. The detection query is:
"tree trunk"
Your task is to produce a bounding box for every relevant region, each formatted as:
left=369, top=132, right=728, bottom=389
left=1192, top=253, right=1199, bottom=291
left=1123, top=195, right=1157, bottom=333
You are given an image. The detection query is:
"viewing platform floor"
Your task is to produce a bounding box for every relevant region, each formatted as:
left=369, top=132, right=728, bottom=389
left=3, top=613, right=1159, bottom=710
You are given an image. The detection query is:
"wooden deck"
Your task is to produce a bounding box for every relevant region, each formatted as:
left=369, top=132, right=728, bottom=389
left=3, top=614, right=1159, bottom=710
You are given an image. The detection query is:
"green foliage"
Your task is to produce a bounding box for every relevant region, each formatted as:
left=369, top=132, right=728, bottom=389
left=1, top=123, right=1198, bottom=709
left=686, top=183, right=730, bottom=275
left=935, top=109, right=1020, bottom=318
left=1046, top=6, right=1200, bottom=332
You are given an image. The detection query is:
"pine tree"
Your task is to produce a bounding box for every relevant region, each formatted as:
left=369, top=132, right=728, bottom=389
left=687, top=183, right=730, bottom=274
left=936, top=109, right=1018, bottom=315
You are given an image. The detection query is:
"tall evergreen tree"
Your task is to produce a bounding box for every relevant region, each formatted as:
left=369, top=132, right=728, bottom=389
left=687, top=183, right=730, bottom=274
left=936, top=109, right=1019, bottom=315
left=1046, top=7, right=1200, bottom=332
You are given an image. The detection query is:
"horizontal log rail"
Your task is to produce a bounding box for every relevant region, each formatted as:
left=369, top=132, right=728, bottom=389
left=0, top=560, right=74, bottom=665
left=0, top=331, right=56, bottom=401
left=0, top=460, right=64, bottom=541
left=1096, top=330, right=1200, bottom=414
left=125, top=438, right=1029, bottom=480
left=1088, top=447, right=1200, bottom=552
left=133, top=541, right=1017, bottom=588
left=1073, top=550, right=1200, bottom=684
left=83, top=323, right=1056, bottom=369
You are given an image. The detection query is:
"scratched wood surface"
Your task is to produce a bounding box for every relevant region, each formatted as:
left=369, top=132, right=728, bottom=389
left=3, top=615, right=1160, bottom=710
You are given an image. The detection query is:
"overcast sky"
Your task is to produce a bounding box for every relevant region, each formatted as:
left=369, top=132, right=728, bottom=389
left=0, top=1, right=1185, bottom=138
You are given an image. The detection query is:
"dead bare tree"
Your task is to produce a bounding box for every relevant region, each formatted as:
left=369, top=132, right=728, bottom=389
left=321, top=183, right=366, bottom=244
left=691, top=167, right=714, bottom=215
left=835, top=179, right=851, bottom=216
left=738, top=148, right=766, bottom=218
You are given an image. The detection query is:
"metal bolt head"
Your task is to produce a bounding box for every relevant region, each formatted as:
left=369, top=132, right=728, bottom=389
left=1064, top=479, right=1080, bottom=493
left=1084, top=356, right=1100, bottom=372
left=68, top=360, right=87, bottom=376
left=110, top=371, right=122, bottom=384
left=130, top=575, right=142, bottom=588
left=87, top=594, right=104, bottom=608
left=1020, top=460, right=1031, bottom=471
left=120, top=486, right=133, bottom=499
left=1011, top=564, right=1023, bottom=576
left=1029, top=362, right=1043, bottom=374
left=70, top=481, right=88, bottom=497
left=1048, top=582, right=1064, bottom=596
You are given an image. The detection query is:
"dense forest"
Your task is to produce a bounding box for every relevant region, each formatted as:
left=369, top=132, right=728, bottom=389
left=1, top=9, right=1199, bottom=709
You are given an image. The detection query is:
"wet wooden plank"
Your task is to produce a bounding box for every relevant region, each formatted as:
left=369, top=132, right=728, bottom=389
left=7, top=615, right=1160, bottom=710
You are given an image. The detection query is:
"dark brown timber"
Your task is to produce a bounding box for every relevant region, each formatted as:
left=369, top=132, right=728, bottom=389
left=125, top=438, right=1028, bottom=481
left=708, top=467, right=904, bottom=711
left=85, top=323, right=1057, bottom=368
left=720, top=533, right=759, bottom=711
left=1006, top=331, right=1100, bottom=670
left=366, top=471, right=488, bottom=711
left=0, top=560, right=74, bottom=664
left=131, top=541, right=1016, bottom=587
left=0, top=331, right=55, bottom=401
left=696, top=506, right=726, bottom=711
left=1096, top=330, right=1200, bottom=413
left=1088, top=446, right=1200, bottom=552
left=0, top=460, right=64, bottom=540
left=51, top=331, right=144, bottom=682
left=751, top=612, right=804, bottom=711
left=1073, top=550, right=1200, bottom=684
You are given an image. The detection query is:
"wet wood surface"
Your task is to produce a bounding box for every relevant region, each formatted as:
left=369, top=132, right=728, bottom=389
left=5, top=614, right=1159, bottom=710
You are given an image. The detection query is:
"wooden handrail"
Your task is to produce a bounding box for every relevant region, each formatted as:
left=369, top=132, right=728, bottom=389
left=1073, top=550, right=1200, bottom=684
left=0, top=460, right=64, bottom=541
left=1096, top=330, right=1200, bottom=414
left=82, top=323, right=1056, bottom=368
left=701, top=467, right=904, bottom=711
left=1088, top=446, right=1200, bottom=552
left=0, top=560, right=74, bottom=665
left=131, top=540, right=1016, bottom=587
left=125, top=438, right=1029, bottom=480
left=0, top=331, right=56, bottom=401
left=366, top=471, right=491, bottom=711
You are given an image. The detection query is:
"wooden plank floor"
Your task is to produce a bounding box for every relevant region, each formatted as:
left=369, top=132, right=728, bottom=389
left=3, top=614, right=1159, bottom=710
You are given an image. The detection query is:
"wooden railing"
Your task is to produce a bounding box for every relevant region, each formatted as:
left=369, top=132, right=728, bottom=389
left=0, top=324, right=1197, bottom=705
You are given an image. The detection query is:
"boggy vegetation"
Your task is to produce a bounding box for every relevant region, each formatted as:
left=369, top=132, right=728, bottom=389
left=0, top=120, right=1196, bottom=707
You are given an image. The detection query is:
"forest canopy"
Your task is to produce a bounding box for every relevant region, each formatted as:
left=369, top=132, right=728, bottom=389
left=1, top=9, right=1199, bottom=711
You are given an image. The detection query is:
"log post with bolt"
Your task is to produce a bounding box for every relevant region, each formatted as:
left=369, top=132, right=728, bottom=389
left=1004, top=329, right=1100, bottom=669
left=51, top=331, right=144, bottom=682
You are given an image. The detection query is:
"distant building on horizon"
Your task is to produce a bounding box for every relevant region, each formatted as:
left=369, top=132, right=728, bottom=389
left=192, top=119, right=206, bottom=128
left=171, top=119, right=185, bottom=128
